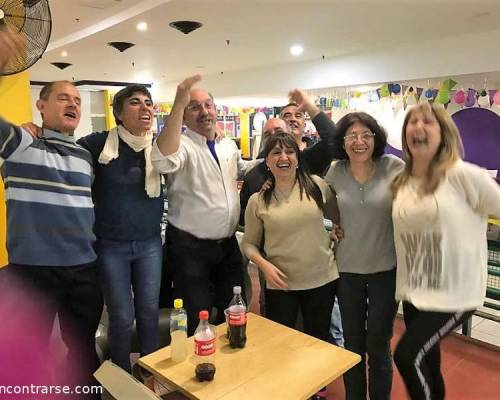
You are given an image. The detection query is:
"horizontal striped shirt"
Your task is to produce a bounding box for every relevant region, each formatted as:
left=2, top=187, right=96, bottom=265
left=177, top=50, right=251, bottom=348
left=0, top=118, right=96, bottom=266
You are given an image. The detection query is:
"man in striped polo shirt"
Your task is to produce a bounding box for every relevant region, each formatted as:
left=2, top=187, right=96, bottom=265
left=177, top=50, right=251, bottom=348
left=0, top=29, right=102, bottom=395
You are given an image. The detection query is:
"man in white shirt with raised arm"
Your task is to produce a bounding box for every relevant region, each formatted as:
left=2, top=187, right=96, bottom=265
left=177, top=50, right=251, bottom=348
left=152, top=75, right=246, bottom=334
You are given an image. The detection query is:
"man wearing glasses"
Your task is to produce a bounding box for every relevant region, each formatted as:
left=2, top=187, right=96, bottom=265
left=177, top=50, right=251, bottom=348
left=152, top=75, right=249, bottom=334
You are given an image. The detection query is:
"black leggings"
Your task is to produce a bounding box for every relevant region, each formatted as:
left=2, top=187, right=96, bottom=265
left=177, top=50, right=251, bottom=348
left=394, top=302, right=474, bottom=400
left=265, top=280, right=337, bottom=342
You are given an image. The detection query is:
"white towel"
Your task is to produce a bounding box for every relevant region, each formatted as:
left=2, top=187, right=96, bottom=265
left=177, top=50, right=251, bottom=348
left=98, top=125, right=161, bottom=198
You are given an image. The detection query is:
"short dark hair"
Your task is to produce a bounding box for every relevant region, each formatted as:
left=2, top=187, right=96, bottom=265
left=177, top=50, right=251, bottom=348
left=332, top=112, right=387, bottom=160
left=112, top=84, right=152, bottom=125
left=278, top=102, right=300, bottom=118
left=39, top=80, right=74, bottom=100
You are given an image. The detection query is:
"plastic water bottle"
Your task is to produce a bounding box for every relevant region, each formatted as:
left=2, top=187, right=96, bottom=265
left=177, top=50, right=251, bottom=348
left=170, top=298, right=188, bottom=362
left=227, top=286, right=247, bottom=348
left=194, top=310, right=216, bottom=381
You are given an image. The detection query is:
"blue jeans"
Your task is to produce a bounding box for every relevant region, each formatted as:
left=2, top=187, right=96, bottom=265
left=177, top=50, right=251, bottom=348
left=329, top=297, right=344, bottom=347
left=98, top=236, right=162, bottom=372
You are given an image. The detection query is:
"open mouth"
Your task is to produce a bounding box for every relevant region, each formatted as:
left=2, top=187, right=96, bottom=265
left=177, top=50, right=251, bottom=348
left=276, top=162, right=291, bottom=169
left=412, top=137, right=428, bottom=145
left=352, top=147, right=368, bottom=153
left=139, top=114, right=151, bottom=121
left=64, top=111, right=77, bottom=119
left=198, top=117, right=213, bottom=125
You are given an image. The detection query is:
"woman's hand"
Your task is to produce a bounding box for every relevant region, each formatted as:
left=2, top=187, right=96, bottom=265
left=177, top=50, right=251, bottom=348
left=330, top=223, right=344, bottom=243
left=261, top=262, right=288, bottom=290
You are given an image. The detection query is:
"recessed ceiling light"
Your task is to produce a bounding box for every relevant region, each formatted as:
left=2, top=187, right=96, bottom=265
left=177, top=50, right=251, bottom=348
left=137, top=22, right=148, bottom=31
left=61, top=51, right=68, bottom=57
left=290, top=45, right=304, bottom=56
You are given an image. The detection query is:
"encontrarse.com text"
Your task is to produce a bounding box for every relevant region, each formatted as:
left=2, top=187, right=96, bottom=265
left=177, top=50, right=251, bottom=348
left=0, top=385, right=103, bottom=395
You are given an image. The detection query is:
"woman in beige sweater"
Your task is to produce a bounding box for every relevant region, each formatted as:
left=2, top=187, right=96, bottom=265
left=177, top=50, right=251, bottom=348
left=242, top=132, right=339, bottom=342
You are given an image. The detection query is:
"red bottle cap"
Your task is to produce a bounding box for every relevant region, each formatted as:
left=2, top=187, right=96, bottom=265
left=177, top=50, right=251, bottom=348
left=199, top=310, right=209, bottom=320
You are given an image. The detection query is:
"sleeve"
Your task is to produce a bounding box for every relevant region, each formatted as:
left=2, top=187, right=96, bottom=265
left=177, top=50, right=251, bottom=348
left=241, top=194, right=265, bottom=258
left=323, top=160, right=338, bottom=191
left=458, top=163, right=500, bottom=218
left=0, top=117, right=34, bottom=162
left=239, top=177, right=252, bottom=226
left=77, top=132, right=104, bottom=164
left=313, top=175, right=339, bottom=222
left=151, top=139, right=189, bottom=174
left=301, top=112, right=336, bottom=175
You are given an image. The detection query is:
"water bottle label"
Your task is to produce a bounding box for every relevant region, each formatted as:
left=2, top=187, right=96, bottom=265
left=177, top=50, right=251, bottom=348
left=195, top=338, right=215, bottom=356
left=228, top=311, right=246, bottom=326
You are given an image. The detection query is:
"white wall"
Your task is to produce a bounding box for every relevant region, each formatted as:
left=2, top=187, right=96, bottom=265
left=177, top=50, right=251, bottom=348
left=30, top=87, right=93, bottom=139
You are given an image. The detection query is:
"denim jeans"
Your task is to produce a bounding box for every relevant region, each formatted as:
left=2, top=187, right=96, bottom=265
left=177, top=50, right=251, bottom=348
left=329, top=297, right=344, bottom=347
left=338, top=269, right=397, bottom=400
left=98, top=236, right=162, bottom=372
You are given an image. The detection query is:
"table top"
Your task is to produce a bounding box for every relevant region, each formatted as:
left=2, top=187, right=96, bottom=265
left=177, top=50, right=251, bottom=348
left=138, top=312, right=360, bottom=400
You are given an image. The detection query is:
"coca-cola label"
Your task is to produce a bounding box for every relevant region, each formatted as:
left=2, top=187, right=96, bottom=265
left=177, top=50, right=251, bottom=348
left=228, top=312, right=246, bottom=326
left=195, top=338, right=216, bottom=356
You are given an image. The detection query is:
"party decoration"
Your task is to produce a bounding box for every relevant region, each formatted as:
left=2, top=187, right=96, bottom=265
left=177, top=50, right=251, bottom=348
left=453, top=89, right=466, bottom=105
left=464, top=88, right=477, bottom=107
left=478, top=89, right=490, bottom=108
left=378, top=84, right=390, bottom=98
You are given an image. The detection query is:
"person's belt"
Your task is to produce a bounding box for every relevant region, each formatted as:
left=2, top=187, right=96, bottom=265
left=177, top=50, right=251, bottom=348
left=166, top=223, right=233, bottom=246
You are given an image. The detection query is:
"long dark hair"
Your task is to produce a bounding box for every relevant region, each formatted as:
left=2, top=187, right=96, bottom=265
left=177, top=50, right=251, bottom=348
left=262, top=132, right=323, bottom=209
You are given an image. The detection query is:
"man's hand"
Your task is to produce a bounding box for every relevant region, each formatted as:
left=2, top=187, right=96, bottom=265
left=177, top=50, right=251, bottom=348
left=21, top=122, right=42, bottom=139
left=173, top=74, right=202, bottom=110
left=0, top=28, right=25, bottom=75
left=288, top=89, right=320, bottom=119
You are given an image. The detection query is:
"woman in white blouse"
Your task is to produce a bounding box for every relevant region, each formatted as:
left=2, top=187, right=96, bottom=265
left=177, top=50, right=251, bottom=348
left=392, top=102, right=500, bottom=400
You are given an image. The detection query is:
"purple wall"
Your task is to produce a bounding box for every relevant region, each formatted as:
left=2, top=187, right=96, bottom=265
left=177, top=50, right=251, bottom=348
left=385, top=107, right=500, bottom=183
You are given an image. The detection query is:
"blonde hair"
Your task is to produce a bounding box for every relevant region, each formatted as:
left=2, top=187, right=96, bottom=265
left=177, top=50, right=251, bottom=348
left=392, top=102, right=464, bottom=196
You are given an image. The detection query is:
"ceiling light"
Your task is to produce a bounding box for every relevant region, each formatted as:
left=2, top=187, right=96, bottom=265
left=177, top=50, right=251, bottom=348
left=137, top=22, right=148, bottom=31
left=290, top=45, right=304, bottom=56
left=61, top=51, right=68, bottom=57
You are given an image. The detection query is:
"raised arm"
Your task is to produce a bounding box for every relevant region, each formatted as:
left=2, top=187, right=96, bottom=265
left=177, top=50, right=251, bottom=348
left=0, top=28, right=34, bottom=158
left=155, top=75, right=201, bottom=156
left=289, top=89, right=336, bottom=175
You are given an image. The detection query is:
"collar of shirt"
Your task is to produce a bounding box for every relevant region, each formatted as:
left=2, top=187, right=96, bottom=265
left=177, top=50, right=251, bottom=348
left=184, top=128, right=211, bottom=145
left=42, top=128, right=76, bottom=144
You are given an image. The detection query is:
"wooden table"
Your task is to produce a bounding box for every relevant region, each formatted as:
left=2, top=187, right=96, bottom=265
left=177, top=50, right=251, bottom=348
left=138, top=313, right=360, bottom=400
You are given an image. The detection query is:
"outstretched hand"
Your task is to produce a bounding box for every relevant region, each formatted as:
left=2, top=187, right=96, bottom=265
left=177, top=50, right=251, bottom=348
left=288, top=89, right=319, bottom=118
left=0, top=28, right=26, bottom=75
left=174, top=74, right=202, bottom=109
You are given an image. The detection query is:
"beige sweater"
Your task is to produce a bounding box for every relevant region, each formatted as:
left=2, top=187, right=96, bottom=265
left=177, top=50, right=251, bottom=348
left=242, top=176, right=339, bottom=290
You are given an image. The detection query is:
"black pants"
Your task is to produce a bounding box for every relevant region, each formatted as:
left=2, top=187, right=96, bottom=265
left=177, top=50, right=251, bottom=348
left=166, top=224, right=245, bottom=336
left=4, top=262, right=103, bottom=397
left=337, top=269, right=398, bottom=400
left=265, top=280, right=337, bottom=342
left=394, top=302, right=474, bottom=400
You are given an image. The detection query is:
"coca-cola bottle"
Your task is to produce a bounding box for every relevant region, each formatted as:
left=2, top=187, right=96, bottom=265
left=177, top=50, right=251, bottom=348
left=227, top=286, right=247, bottom=348
left=194, top=310, right=216, bottom=381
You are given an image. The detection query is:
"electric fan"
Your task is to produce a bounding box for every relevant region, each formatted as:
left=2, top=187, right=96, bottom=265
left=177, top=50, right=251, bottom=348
left=0, top=0, right=52, bottom=76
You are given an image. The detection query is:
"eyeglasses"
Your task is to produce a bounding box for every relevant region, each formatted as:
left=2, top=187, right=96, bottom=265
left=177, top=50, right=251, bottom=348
left=344, top=131, right=375, bottom=142
left=186, top=100, right=215, bottom=112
